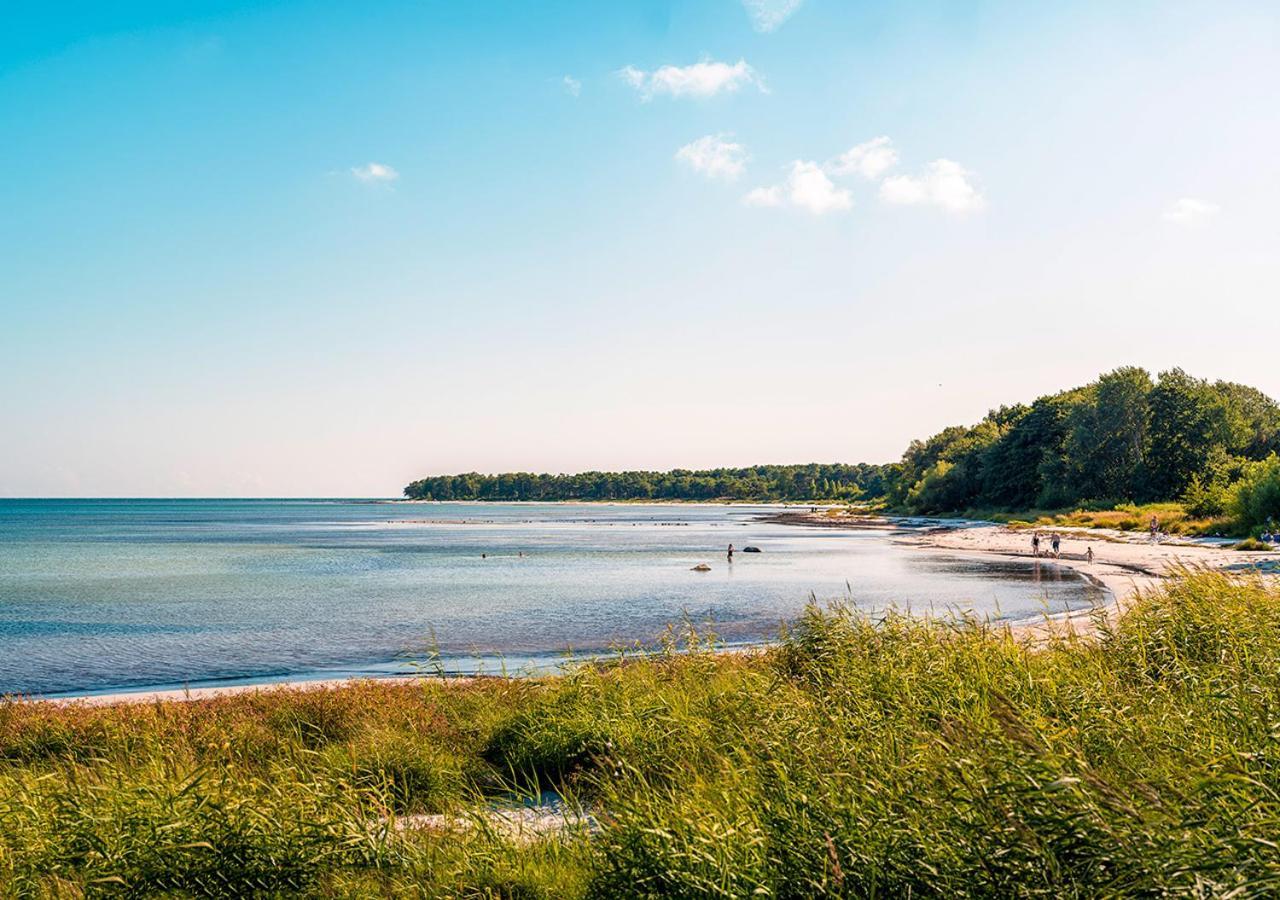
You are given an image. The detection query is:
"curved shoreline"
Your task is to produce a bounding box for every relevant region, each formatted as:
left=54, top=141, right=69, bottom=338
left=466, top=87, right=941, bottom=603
left=24, top=513, right=1279, bottom=706
left=768, top=511, right=1280, bottom=635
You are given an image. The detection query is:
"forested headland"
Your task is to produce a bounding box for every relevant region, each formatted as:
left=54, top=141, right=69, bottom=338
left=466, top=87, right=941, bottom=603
left=405, top=367, right=1280, bottom=534
left=403, top=464, right=888, bottom=504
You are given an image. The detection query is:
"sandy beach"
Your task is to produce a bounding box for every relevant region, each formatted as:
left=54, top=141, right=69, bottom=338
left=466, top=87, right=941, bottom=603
left=907, top=521, right=1280, bottom=634
left=762, top=509, right=1280, bottom=634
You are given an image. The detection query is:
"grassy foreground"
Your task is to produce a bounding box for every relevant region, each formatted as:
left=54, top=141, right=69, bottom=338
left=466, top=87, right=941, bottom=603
left=4, top=573, right=1280, bottom=897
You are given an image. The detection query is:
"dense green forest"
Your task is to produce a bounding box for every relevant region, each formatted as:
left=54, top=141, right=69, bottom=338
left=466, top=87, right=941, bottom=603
left=403, top=463, right=889, bottom=503
left=405, top=367, right=1280, bottom=532
left=889, top=367, right=1280, bottom=530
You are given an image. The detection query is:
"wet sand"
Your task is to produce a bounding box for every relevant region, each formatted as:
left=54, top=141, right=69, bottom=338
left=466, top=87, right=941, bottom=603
left=29, top=675, right=476, bottom=708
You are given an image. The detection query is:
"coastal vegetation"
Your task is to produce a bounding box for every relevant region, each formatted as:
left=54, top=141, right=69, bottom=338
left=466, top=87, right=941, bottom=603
left=5, top=571, right=1280, bottom=896
left=888, top=367, right=1280, bottom=534
left=990, top=502, right=1217, bottom=536
left=405, top=367, right=1280, bottom=535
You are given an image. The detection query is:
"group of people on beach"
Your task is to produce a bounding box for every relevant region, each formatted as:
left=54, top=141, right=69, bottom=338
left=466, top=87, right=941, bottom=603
left=1031, top=531, right=1060, bottom=558
left=1032, top=531, right=1094, bottom=565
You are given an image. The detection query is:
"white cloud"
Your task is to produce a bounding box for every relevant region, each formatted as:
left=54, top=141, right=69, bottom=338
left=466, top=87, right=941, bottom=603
left=829, top=136, right=898, bottom=180
left=742, top=0, right=804, bottom=32
left=1164, top=197, right=1220, bottom=225
left=562, top=75, right=581, bottom=97
left=676, top=135, right=749, bottom=181
left=744, top=160, right=851, bottom=214
left=619, top=66, right=645, bottom=91
left=743, top=185, right=783, bottom=207
left=618, top=59, right=763, bottom=100
left=351, top=162, right=399, bottom=183
left=880, top=159, right=984, bottom=212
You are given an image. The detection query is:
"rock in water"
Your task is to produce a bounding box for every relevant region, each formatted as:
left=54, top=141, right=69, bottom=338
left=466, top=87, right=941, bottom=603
left=691, top=563, right=712, bottom=572
left=743, top=546, right=762, bottom=553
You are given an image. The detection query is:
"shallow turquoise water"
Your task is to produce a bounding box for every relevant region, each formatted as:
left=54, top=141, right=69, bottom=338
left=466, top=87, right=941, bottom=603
left=0, top=500, right=1105, bottom=697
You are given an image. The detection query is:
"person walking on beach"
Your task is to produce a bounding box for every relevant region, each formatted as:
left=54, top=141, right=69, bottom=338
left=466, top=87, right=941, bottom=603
left=1051, top=533, right=1061, bottom=558
left=1086, top=546, right=1094, bottom=564
left=727, top=543, right=735, bottom=562
left=1032, top=532, right=1041, bottom=557
left=1149, top=515, right=1160, bottom=543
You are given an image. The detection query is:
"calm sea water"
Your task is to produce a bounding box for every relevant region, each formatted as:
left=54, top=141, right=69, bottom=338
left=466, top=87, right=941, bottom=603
left=0, top=500, right=1105, bottom=697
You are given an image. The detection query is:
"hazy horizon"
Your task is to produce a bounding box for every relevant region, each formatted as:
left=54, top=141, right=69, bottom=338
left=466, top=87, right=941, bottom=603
left=4, top=1, right=1278, bottom=497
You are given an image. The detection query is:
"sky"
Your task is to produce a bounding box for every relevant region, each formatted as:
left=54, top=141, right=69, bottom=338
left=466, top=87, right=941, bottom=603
left=2, top=0, right=1279, bottom=497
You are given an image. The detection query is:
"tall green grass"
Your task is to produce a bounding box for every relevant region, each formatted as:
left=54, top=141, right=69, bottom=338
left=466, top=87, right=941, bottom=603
left=3, top=571, right=1280, bottom=896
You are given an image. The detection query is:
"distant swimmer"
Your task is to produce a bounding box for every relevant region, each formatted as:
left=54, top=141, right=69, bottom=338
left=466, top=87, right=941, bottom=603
left=481, top=553, right=487, bottom=559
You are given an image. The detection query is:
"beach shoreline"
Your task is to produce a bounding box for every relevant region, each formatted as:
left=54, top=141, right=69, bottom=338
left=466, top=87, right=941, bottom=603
left=765, top=510, right=1280, bottom=633
left=22, top=511, right=1279, bottom=707
left=24, top=675, right=477, bottom=708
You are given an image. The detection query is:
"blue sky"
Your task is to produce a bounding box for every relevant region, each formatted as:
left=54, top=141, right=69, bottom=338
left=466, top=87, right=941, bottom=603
left=3, top=1, right=1278, bottom=496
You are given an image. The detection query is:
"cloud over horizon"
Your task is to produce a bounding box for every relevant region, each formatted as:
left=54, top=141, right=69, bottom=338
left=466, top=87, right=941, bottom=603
left=880, top=159, right=984, bottom=212
left=739, top=138, right=984, bottom=217
left=676, top=135, right=749, bottom=180
left=351, top=162, right=399, bottom=183
left=745, top=160, right=851, bottom=214
left=619, top=59, right=763, bottom=100
left=742, top=0, right=805, bottom=33
left=1164, top=197, right=1220, bottom=225
left=828, top=136, right=898, bottom=180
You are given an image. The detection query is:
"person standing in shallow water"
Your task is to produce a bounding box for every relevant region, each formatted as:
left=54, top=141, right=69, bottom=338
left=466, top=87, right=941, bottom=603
left=727, top=544, right=735, bottom=562
left=1051, top=533, right=1061, bottom=558
left=1032, top=532, right=1041, bottom=557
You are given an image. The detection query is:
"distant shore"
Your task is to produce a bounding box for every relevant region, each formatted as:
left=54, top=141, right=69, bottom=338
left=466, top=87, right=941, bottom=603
left=391, top=499, right=829, bottom=506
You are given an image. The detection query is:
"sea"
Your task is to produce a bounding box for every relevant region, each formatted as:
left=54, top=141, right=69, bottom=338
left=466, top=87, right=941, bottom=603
left=0, top=500, right=1106, bottom=697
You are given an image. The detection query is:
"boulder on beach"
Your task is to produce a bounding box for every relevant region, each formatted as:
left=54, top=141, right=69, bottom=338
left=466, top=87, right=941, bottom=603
left=743, top=546, right=762, bottom=553
left=691, top=563, right=712, bottom=572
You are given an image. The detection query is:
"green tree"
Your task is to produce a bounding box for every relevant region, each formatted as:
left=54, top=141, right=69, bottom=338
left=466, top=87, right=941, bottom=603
left=1145, top=369, right=1239, bottom=500
left=1062, top=367, right=1153, bottom=502
left=1228, top=454, right=1280, bottom=534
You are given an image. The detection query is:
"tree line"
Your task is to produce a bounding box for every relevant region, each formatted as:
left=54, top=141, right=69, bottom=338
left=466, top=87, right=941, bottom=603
left=403, top=367, right=1280, bottom=532
left=886, top=367, right=1280, bottom=529
left=403, top=464, right=889, bottom=503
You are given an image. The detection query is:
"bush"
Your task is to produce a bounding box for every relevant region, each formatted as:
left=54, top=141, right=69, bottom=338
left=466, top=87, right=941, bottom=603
left=1228, top=454, right=1280, bottom=534
left=1234, top=537, right=1273, bottom=552
left=1181, top=473, right=1228, bottom=518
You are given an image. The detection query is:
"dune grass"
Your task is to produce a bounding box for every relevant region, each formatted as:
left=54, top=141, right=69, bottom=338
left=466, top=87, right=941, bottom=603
left=3, top=571, right=1280, bottom=896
